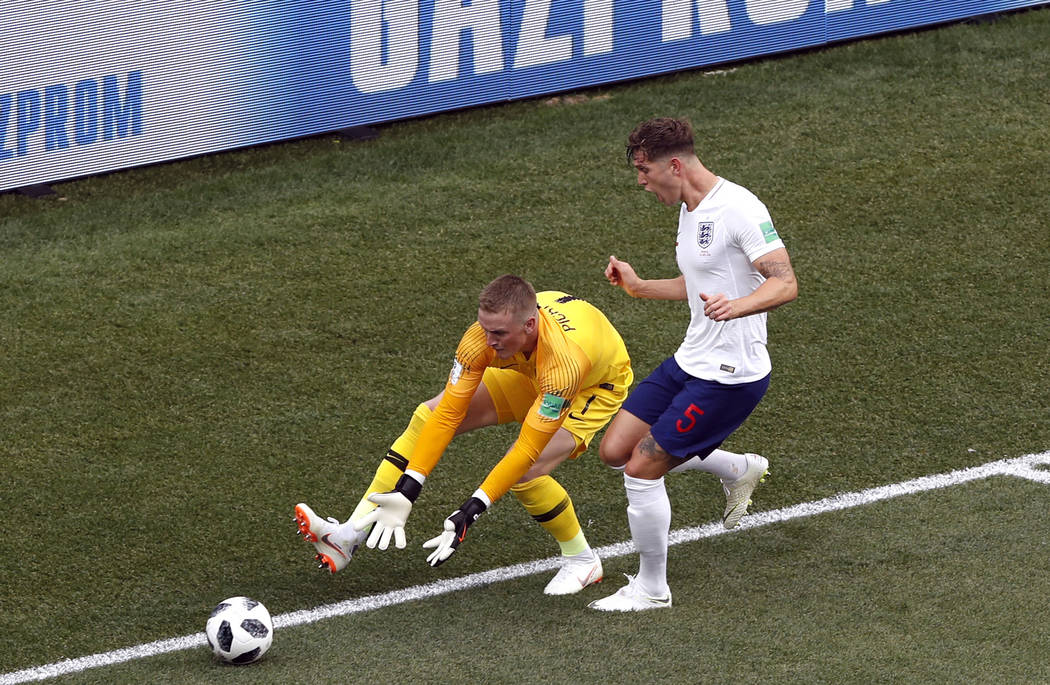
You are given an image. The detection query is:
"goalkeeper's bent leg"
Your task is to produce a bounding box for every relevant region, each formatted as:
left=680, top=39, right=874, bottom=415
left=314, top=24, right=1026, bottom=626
left=348, top=402, right=432, bottom=524
left=511, top=475, right=590, bottom=557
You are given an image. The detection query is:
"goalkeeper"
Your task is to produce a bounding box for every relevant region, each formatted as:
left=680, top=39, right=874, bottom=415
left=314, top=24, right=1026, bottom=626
left=295, top=275, right=632, bottom=595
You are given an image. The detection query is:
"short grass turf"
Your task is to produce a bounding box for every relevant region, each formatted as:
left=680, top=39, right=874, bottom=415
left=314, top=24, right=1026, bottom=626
left=2, top=7, right=1049, bottom=682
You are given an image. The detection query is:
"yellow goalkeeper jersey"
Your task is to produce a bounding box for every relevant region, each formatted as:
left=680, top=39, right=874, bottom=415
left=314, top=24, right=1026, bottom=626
left=408, top=291, right=631, bottom=502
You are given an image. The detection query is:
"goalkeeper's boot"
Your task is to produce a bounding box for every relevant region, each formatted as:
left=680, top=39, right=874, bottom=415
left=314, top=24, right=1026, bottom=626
left=587, top=575, right=671, bottom=612
left=543, top=550, right=603, bottom=596
left=720, top=453, right=769, bottom=529
left=294, top=503, right=366, bottom=573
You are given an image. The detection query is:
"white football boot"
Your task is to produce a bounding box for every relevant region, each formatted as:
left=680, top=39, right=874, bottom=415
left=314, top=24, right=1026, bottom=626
left=294, top=503, right=367, bottom=573
left=587, top=574, right=672, bottom=612
left=543, top=551, right=603, bottom=595
left=720, top=453, right=769, bottom=529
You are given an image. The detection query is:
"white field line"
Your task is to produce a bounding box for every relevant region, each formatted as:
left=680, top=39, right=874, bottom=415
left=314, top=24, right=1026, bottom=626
left=3, top=451, right=1048, bottom=685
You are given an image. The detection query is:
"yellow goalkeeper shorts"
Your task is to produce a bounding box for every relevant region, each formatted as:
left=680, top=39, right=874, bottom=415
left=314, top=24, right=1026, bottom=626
left=481, top=364, right=632, bottom=459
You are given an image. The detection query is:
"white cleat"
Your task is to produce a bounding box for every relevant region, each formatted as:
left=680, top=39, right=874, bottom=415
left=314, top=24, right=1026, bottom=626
left=587, top=574, right=671, bottom=612
left=720, top=453, right=769, bottom=530
left=294, top=503, right=366, bottom=573
left=543, top=552, right=603, bottom=596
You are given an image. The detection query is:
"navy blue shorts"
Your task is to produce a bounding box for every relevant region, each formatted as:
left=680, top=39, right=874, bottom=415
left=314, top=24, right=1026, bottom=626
left=622, top=356, right=770, bottom=460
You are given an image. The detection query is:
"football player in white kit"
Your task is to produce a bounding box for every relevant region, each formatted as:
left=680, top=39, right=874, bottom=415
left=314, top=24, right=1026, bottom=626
left=591, top=117, right=798, bottom=611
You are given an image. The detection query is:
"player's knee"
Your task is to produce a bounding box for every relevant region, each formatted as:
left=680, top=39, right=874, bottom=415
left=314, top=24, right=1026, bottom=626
left=620, top=434, right=675, bottom=479
left=598, top=434, right=630, bottom=468
left=623, top=453, right=671, bottom=479
left=622, top=458, right=651, bottom=479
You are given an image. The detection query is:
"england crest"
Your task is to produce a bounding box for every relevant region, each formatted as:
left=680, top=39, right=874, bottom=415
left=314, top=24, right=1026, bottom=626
left=697, top=221, right=714, bottom=249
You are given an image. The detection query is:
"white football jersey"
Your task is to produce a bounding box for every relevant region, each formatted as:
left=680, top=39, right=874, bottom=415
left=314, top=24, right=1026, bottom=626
left=673, top=178, right=785, bottom=383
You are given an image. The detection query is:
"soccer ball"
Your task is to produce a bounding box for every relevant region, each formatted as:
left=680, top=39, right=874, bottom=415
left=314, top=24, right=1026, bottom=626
left=205, top=596, right=273, bottom=664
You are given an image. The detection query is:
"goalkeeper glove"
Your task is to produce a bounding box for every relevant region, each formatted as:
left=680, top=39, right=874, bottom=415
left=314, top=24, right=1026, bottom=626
left=422, top=496, right=487, bottom=567
left=353, top=473, right=423, bottom=550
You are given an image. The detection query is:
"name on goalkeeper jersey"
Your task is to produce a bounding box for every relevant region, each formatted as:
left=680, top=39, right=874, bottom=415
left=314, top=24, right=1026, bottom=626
left=542, top=304, right=576, bottom=332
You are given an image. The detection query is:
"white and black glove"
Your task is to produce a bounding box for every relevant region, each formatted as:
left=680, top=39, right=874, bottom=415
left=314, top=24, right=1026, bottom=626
left=422, top=496, right=487, bottom=567
left=353, top=474, right=423, bottom=550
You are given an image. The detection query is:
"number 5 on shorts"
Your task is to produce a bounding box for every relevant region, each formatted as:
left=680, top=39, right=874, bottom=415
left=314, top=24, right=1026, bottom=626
left=676, top=403, right=704, bottom=433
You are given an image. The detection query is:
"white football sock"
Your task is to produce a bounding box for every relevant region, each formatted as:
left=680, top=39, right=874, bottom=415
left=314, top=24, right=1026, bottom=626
left=624, top=474, right=671, bottom=598
left=669, top=448, right=748, bottom=480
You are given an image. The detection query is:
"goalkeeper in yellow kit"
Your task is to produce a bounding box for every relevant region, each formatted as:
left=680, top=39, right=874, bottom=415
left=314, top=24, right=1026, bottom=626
left=295, top=275, right=632, bottom=595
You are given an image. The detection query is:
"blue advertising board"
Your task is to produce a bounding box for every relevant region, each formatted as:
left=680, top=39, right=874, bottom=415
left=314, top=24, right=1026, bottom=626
left=1, top=0, right=1045, bottom=192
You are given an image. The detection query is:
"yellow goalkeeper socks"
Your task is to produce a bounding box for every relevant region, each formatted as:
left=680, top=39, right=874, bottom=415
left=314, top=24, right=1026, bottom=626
left=390, top=402, right=432, bottom=461
left=349, top=403, right=432, bottom=523
left=511, top=475, right=589, bottom=557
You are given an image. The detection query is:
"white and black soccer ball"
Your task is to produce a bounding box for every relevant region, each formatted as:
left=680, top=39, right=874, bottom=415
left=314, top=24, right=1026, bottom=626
left=205, top=596, right=273, bottom=665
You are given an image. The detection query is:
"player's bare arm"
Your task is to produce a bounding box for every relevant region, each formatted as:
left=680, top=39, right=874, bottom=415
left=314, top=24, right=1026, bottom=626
left=702, top=248, right=798, bottom=321
left=756, top=253, right=795, bottom=284
left=606, top=255, right=687, bottom=300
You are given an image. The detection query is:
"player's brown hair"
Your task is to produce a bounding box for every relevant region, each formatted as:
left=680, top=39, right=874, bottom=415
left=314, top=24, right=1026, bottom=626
left=626, top=117, right=695, bottom=164
left=479, top=275, right=537, bottom=322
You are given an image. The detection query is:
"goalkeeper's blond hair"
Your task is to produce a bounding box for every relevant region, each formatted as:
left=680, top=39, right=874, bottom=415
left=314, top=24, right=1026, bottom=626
left=478, top=274, right=536, bottom=324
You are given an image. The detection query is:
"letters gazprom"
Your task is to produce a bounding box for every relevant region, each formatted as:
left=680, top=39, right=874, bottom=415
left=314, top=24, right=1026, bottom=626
left=0, top=71, right=143, bottom=163
left=4, top=0, right=1041, bottom=191
left=347, top=0, right=892, bottom=94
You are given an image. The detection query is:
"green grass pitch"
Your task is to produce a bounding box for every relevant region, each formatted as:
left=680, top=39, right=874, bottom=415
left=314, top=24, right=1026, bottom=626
left=1, top=8, right=1049, bottom=684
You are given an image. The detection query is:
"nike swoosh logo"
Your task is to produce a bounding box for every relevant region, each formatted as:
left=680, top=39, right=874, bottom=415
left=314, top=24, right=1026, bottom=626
left=321, top=533, right=348, bottom=559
